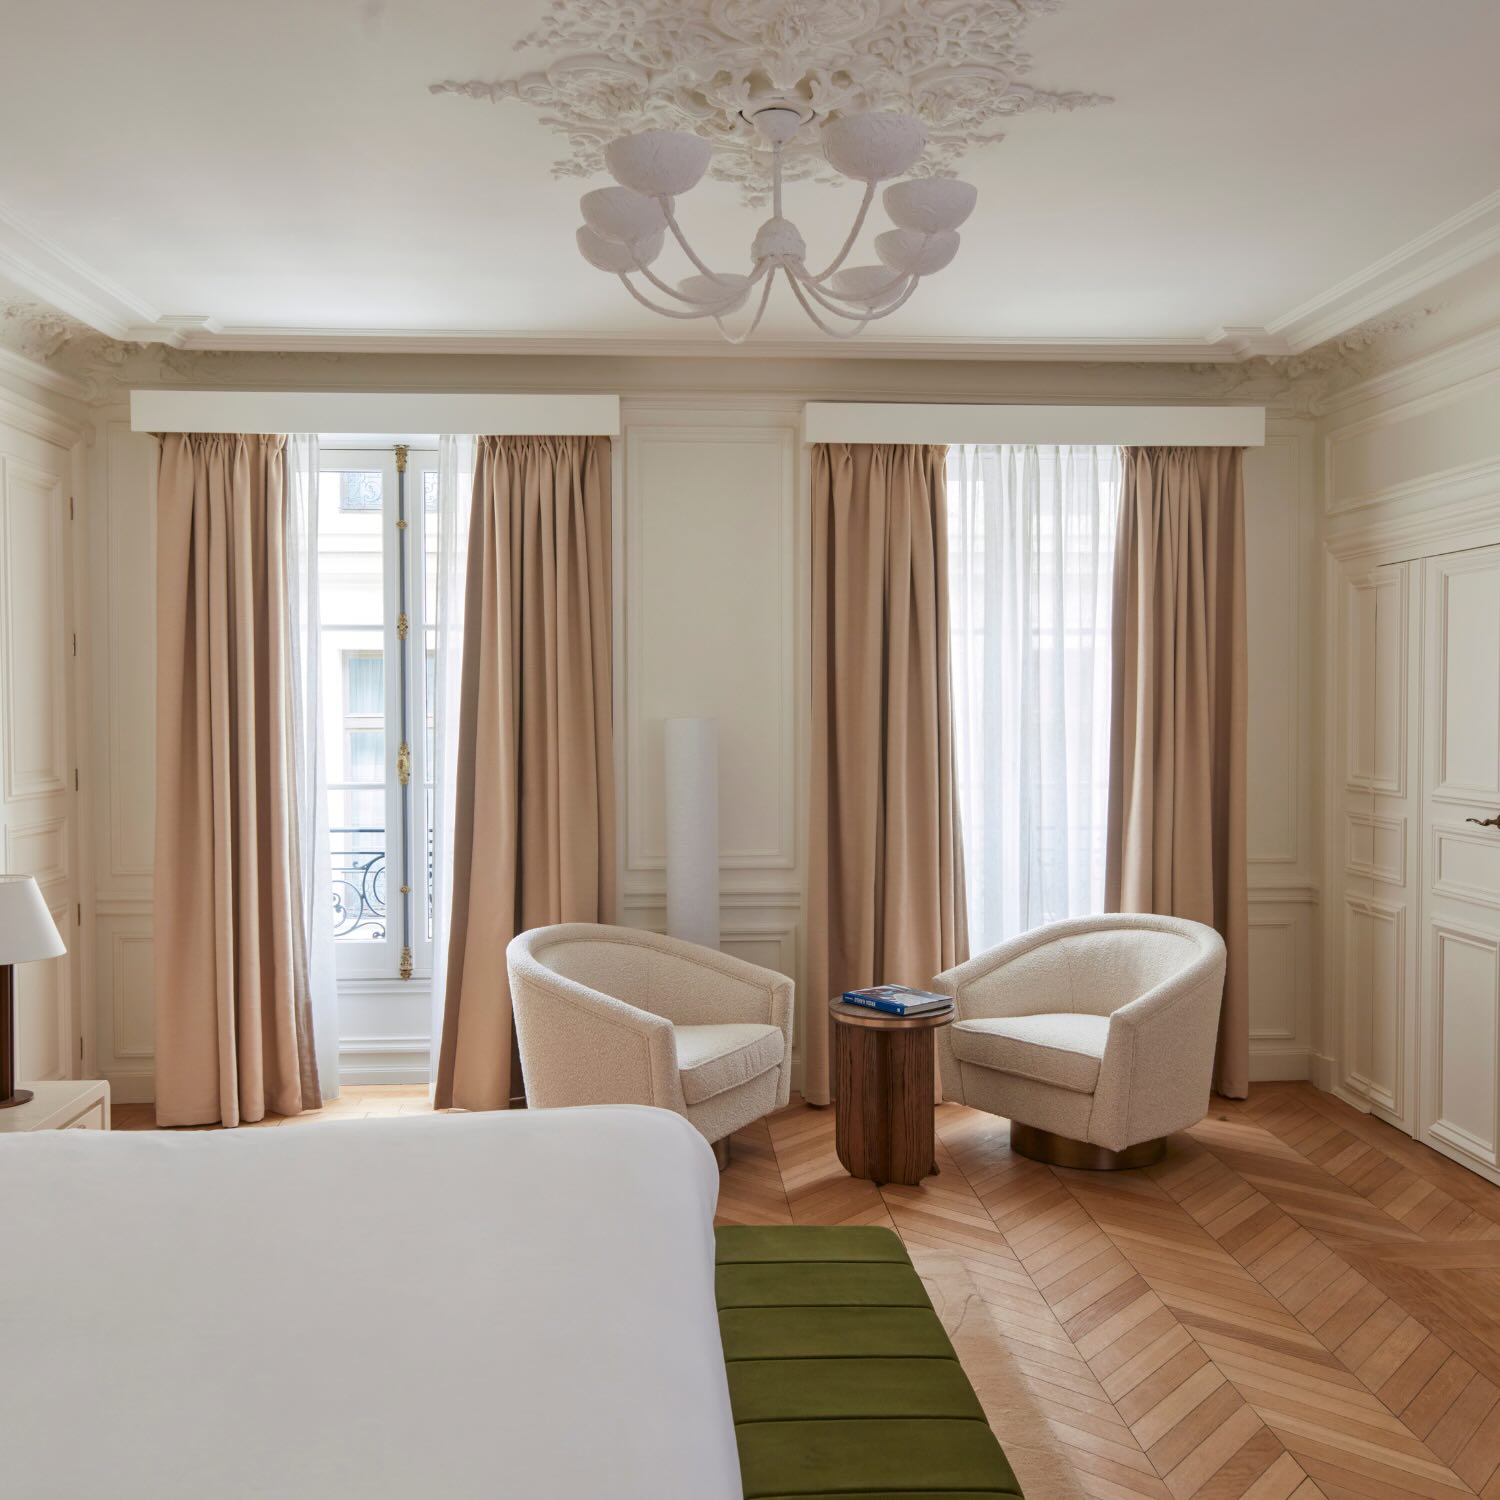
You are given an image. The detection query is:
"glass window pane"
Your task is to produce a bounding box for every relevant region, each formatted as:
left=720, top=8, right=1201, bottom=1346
left=347, top=728, right=385, bottom=784
left=339, top=470, right=382, bottom=512
left=345, top=653, right=384, bottom=715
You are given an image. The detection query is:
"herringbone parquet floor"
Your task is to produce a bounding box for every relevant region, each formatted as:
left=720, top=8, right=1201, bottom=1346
left=118, top=1082, right=1500, bottom=1497
left=719, top=1083, right=1500, bottom=1500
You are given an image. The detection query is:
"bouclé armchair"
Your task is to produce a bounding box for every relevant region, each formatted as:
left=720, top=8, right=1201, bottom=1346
left=934, top=914, right=1226, bottom=1169
left=507, top=924, right=795, bottom=1167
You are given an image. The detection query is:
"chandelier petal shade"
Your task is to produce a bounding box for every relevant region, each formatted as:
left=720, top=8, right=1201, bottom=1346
left=575, top=109, right=977, bottom=341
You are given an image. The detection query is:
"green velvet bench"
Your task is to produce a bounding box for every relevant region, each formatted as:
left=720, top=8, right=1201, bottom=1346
left=715, top=1225, right=1023, bottom=1499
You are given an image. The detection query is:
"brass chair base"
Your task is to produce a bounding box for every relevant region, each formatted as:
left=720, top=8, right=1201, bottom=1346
left=1010, top=1122, right=1165, bottom=1171
left=712, top=1136, right=732, bottom=1171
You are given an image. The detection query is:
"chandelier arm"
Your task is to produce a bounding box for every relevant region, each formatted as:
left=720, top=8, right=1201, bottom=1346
left=782, top=270, right=875, bottom=339
left=795, top=269, right=915, bottom=321
left=807, top=179, right=876, bottom=282
left=849, top=277, right=925, bottom=322
left=614, top=273, right=737, bottom=320
left=712, top=268, right=778, bottom=345
left=660, top=199, right=729, bottom=283
left=635, top=260, right=734, bottom=307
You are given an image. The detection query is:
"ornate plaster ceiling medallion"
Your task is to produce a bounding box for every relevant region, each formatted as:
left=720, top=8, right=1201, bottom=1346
left=432, top=0, right=1108, bottom=204
left=430, top=0, right=1107, bottom=340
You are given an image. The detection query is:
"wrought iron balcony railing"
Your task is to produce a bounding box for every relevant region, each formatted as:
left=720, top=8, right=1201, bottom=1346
left=331, top=826, right=387, bottom=941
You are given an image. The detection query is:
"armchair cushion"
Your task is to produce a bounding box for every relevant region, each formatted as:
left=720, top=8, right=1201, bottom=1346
left=676, top=1023, right=786, bottom=1105
left=950, top=1014, right=1108, bottom=1095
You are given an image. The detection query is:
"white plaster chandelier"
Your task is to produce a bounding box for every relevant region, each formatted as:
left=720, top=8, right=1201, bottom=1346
left=576, top=105, right=976, bottom=340
left=432, top=1, right=1109, bottom=342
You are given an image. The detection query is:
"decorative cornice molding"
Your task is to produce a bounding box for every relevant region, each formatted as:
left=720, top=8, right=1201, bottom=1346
left=1268, top=188, right=1500, bottom=354
left=430, top=0, right=1109, bottom=206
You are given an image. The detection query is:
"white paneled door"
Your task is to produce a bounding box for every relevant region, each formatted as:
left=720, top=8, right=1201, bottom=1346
left=0, top=432, right=79, bottom=1082
left=1337, top=561, right=1419, bottom=1130
left=1418, top=545, right=1500, bottom=1178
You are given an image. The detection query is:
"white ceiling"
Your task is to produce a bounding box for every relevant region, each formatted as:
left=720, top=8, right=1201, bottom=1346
left=2, top=0, right=1498, bottom=359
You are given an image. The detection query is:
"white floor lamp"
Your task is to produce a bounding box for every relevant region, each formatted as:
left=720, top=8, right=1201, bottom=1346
left=664, top=718, right=720, bottom=949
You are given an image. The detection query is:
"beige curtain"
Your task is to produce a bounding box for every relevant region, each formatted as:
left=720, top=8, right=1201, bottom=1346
left=435, top=435, right=616, bottom=1111
left=154, top=433, right=321, bottom=1126
left=1106, top=446, right=1249, bottom=1097
left=805, top=443, right=968, bottom=1106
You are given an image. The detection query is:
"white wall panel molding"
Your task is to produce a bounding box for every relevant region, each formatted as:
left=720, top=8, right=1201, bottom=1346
left=1325, top=362, right=1500, bottom=516
left=1247, top=883, right=1320, bottom=905
left=4, top=814, right=70, bottom=892
left=1432, top=823, right=1500, bottom=913
left=1341, top=893, right=1408, bottom=1118
left=622, top=421, right=798, bottom=876
left=98, top=422, right=157, bottom=893
left=1, top=457, right=70, bottom=804
left=1244, top=433, right=1311, bottom=871
left=1343, top=568, right=1409, bottom=796
left=1344, top=811, right=1407, bottom=886
left=1425, top=917, right=1500, bottom=1170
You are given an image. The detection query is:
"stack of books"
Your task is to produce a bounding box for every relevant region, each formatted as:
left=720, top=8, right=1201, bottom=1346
left=840, top=985, right=953, bottom=1018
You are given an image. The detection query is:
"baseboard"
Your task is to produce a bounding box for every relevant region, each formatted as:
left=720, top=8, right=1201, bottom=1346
left=337, top=1063, right=434, bottom=1087
left=338, top=1035, right=430, bottom=1088
left=102, top=1072, right=155, bottom=1104
left=1248, top=1044, right=1311, bottom=1082
left=1308, top=1051, right=1337, bottom=1093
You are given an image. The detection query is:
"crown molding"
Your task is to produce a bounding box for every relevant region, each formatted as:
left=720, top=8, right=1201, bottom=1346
left=1269, top=188, right=1500, bottom=354
left=0, top=342, right=90, bottom=402
left=0, top=204, right=165, bottom=343
left=0, top=182, right=1494, bottom=367
left=157, top=324, right=1269, bottom=362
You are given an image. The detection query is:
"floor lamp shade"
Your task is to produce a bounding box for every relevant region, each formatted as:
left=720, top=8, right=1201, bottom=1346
left=664, top=717, right=720, bottom=948
left=0, top=874, right=66, bottom=1109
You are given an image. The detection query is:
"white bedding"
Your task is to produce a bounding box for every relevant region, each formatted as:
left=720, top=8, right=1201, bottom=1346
left=1, top=1105, right=742, bottom=1500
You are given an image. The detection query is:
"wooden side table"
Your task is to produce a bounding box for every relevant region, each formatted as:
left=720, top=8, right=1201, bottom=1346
left=829, top=999, right=952, bottom=1186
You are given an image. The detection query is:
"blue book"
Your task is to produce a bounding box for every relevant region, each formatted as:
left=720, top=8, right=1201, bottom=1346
left=841, top=985, right=952, bottom=1017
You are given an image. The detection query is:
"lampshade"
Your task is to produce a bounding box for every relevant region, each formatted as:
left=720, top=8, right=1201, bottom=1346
left=606, top=130, right=712, bottom=197
left=821, top=111, right=928, bottom=182
left=875, top=227, right=960, bottom=276
left=883, top=178, right=977, bottom=233
left=576, top=224, right=664, bottom=272
left=677, top=273, right=751, bottom=311
left=0, top=875, right=65, bottom=963
left=829, top=265, right=908, bottom=309
left=580, top=186, right=667, bottom=246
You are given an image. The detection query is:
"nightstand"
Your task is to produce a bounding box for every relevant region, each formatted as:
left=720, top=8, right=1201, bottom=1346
left=0, top=1078, right=110, bottom=1132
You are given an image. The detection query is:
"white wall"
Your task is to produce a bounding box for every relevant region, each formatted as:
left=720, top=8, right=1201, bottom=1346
left=81, top=375, right=1320, bottom=1102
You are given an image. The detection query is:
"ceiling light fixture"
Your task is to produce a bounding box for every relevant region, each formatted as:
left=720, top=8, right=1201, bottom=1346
left=576, top=104, right=977, bottom=342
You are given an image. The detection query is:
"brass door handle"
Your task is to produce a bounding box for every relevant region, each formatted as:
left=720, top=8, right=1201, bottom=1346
left=1466, top=814, right=1500, bottom=830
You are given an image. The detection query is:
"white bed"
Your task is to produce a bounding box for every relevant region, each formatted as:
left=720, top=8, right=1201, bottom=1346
left=1, top=1105, right=743, bottom=1500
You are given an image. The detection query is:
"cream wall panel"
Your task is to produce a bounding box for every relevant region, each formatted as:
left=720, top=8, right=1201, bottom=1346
left=623, top=420, right=797, bottom=877
left=1243, top=421, right=1322, bottom=1079
left=98, top=422, right=157, bottom=892
left=1, top=459, right=69, bottom=802
left=1428, top=921, right=1499, bottom=1166
left=0, top=415, right=81, bottom=1088
left=1327, top=368, right=1500, bottom=514
left=1244, top=435, right=1303, bottom=868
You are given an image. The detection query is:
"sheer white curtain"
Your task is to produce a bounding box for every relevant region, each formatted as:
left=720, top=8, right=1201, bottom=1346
left=428, top=434, right=476, bottom=1083
left=947, top=443, right=1120, bottom=953
left=286, top=433, right=340, bottom=1098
